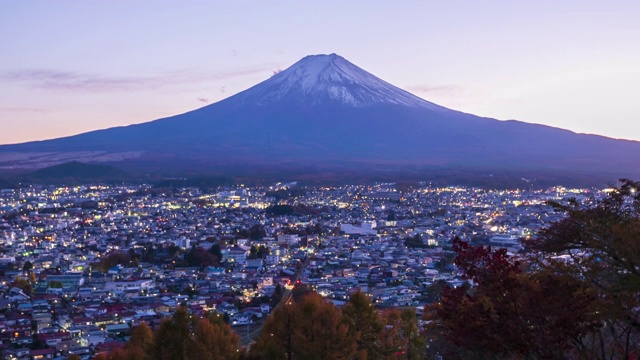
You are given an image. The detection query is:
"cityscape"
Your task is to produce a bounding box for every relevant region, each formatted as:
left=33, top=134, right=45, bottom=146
left=0, top=181, right=598, bottom=358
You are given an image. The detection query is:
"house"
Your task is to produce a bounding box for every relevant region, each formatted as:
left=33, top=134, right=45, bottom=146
left=265, top=252, right=281, bottom=266
left=225, top=246, right=249, bottom=264
left=44, top=274, right=84, bottom=290
left=277, top=234, right=300, bottom=246
left=30, top=347, right=55, bottom=360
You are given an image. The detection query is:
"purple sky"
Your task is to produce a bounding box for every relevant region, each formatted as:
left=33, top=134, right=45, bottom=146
left=2, top=1, right=640, bottom=144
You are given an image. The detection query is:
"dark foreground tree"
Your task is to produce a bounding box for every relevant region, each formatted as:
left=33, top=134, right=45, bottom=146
left=98, top=308, right=242, bottom=360
left=379, top=308, right=425, bottom=360
left=153, top=308, right=194, bottom=360
left=526, top=179, right=640, bottom=358
left=124, top=322, right=154, bottom=360
left=426, top=238, right=598, bottom=359
left=250, top=300, right=298, bottom=360
left=341, top=291, right=384, bottom=359
left=295, top=292, right=356, bottom=360
left=190, top=317, right=242, bottom=360
left=250, top=293, right=356, bottom=360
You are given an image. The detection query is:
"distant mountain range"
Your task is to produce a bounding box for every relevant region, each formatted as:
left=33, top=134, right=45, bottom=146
left=1, top=53, right=639, bottom=186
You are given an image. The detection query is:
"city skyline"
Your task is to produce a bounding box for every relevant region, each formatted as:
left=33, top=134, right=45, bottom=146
left=2, top=1, right=640, bottom=145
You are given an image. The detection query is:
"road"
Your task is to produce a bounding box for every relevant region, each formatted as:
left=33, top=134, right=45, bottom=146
left=241, top=255, right=311, bottom=346
left=274, top=255, right=311, bottom=312
left=238, top=319, right=264, bottom=346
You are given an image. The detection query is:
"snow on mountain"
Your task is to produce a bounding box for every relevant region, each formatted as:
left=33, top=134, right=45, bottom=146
left=234, top=53, right=449, bottom=110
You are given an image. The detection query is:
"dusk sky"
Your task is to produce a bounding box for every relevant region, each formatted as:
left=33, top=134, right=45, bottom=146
left=2, top=1, right=640, bottom=145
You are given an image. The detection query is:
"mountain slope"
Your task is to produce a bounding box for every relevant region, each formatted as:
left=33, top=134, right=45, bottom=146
left=1, top=53, right=639, bottom=181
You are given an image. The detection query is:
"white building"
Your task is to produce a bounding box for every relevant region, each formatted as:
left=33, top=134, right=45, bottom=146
left=340, top=221, right=377, bottom=235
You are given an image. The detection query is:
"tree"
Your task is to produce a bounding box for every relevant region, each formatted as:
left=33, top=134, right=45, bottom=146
left=153, top=308, right=194, bottom=360
left=190, top=317, right=242, bottom=360
left=251, top=293, right=356, bottom=360
left=294, top=292, right=356, bottom=360
left=270, top=283, right=284, bottom=307
left=404, top=234, right=426, bottom=249
left=249, top=245, right=270, bottom=260
left=185, top=247, right=219, bottom=268
left=249, top=224, right=266, bottom=240
left=48, top=280, right=63, bottom=289
left=379, top=308, right=425, bottom=360
left=526, top=179, right=640, bottom=358
left=290, top=283, right=313, bottom=302
left=209, top=243, right=222, bottom=260
left=342, top=291, right=383, bottom=359
left=422, top=279, right=449, bottom=303
left=22, top=261, right=33, bottom=272
left=122, top=322, right=154, bottom=360
left=399, top=308, right=424, bottom=360
left=266, top=204, right=294, bottom=216
left=379, top=309, right=404, bottom=358
left=251, top=301, right=298, bottom=360
left=11, top=276, right=32, bottom=295
left=426, top=238, right=598, bottom=359
left=93, top=251, right=132, bottom=272
left=100, top=310, right=246, bottom=360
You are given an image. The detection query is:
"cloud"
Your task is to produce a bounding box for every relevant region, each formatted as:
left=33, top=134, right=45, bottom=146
left=0, top=64, right=277, bottom=93
left=200, top=65, right=277, bottom=81
left=405, top=84, right=463, bottom=95
left=0, top=69, right=145, bottom=92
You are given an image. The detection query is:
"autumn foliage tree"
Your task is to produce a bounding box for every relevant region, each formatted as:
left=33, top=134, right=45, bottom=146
left=526, top=179, right=640, bottom=358
left=342, top=291, right=384, bottom=359
left=191, top=316, right=242, bottom=360
left=98, top=308, right=242, bottom=360
left=296, top=292, right=356, bottom=360
left=123, top=322, right=154, bottom=360
left=153, top=307, right=194, bottom=360
left=251, top=298, right=298, bottom=359
left=92, top=251, right=132, bottom=272
left=251, top=292, right=356, bottom=360
left=426, top=238, right=598, bottom=359
left=379, top=309, right=405, bottom=358
left=378, top=308, right=425, bottom=360
left=96, top=323, right=154, bottom=360
left=251, top=291, right=425, bottom=360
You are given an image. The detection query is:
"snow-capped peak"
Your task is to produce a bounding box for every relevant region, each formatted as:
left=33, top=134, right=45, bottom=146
left=234, top=54, right=449, bottom=110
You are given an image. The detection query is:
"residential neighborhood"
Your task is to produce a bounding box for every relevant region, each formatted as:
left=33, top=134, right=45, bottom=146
left=0, top=182, right=597, bottom=359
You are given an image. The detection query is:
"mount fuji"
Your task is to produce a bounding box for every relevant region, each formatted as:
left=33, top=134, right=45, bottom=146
left=2, top=53, right=640, bottom=183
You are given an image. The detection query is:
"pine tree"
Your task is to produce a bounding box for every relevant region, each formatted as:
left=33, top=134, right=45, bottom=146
left=153, top=308, right=194, bottom=360
left=251, top=301, right=298, bottom=360
left=294, top=292, right=356, bottom=360
left=342, top=291, right=384, bottom=359
left=122, top=322, right=154, bottom=360
left=189, top=318, right=242, bottom=360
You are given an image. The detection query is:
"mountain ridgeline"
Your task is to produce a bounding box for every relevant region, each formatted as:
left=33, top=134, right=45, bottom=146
left=1, top=53, right=639, bottom=185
